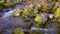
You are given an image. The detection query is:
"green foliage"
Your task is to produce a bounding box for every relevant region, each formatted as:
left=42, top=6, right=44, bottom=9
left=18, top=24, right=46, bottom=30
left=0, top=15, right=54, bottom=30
left=13, top=27, right=24, bottom=34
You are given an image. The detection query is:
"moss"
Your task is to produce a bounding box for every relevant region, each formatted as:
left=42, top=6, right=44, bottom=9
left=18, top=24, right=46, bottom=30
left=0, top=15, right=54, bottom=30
left=10, top=2, right=16, bottom=8
left=19, top=8, right=24, bottom=13
left=54, top=8, right=60, bottom=17
left=4, top=2, right=16, bottom=8
left=41, top=4, right=50, bottom=12
left=13, top=10, right=20, bottom=17
left=22, top=9, right=29, bottom=17
left=24, top=17, right=30, bottom=22
left=13, top=27, right=24, bottom=34
left=29, top=9, right=38, bottom=16
left=34, top=16, right=43, bottom=25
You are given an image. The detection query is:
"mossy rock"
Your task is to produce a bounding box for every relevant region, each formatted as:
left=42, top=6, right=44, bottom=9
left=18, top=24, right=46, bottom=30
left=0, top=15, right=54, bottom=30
left=19, top=8, right=24, bottom=13
left=54, top=8, right=60, bottom=17
left=24, top=17, right=30, bottom=22
left=13, top=10, right=20, bottom=17
left=29, top=9, right=38, bottom=16
left=22, top=9, right=29, bottom=17
left=34, top=16, right=43, bottom=25
left=29, top=4, right=39, bottom=15
left=4, top=2, right=16, bottom=8
left=13, top=7, right=24, bottom=17
left=22, top=7, right=38, bottom=17
left=13, top=27, right=24, bottom=34
left=22, top=4, right=40, bottom=17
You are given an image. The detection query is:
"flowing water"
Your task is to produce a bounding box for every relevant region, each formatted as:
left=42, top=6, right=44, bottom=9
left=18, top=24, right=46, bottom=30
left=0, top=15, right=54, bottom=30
left=0, top=0, right=59, bottom=34
left=0, top=3, right=25, bottom=29
left=31, top=27, right=57, bottom=34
